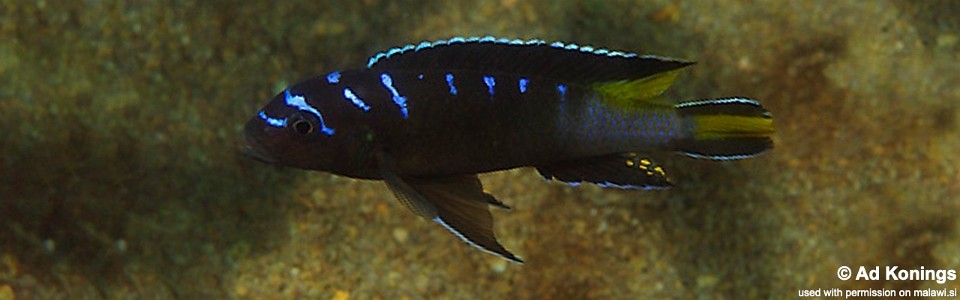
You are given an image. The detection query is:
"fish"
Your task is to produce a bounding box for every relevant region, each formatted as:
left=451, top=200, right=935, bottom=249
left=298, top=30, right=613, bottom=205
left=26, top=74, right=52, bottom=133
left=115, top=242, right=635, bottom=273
left=244, top=36, right=775, bottom=264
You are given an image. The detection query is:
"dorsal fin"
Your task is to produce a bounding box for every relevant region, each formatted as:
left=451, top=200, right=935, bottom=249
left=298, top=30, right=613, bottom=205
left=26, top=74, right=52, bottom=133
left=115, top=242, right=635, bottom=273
left=366, top=36, right=694, bottom=83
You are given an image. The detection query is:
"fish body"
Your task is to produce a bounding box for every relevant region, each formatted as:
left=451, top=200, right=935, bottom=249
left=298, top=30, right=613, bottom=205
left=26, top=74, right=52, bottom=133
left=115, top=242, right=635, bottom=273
left=244, top=37, right=775, bottom=263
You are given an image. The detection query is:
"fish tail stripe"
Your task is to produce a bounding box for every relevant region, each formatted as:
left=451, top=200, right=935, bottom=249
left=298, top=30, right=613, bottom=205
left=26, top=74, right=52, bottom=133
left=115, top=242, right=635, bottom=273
left=676, top=136, right=772, bottom=161
left=691, top=115, right=774, bottom=139
left=676, top=97, right=771, bottom=119
left=676, top=97, right=762, bottom=108
left=674, top=97, right=774, bottom=160
left=366, top=36, right=681, bottom=68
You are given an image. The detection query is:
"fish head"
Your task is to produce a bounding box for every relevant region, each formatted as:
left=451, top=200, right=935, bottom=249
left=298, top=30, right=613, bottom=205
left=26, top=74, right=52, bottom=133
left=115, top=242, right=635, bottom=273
left=244, top=90, right=339, bottom=171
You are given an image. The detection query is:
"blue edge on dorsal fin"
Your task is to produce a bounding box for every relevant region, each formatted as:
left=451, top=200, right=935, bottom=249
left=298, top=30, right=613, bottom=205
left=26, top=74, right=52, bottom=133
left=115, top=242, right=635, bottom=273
left=364, top=36, right=694, bottom=84
left=366, top=36, right=682, bottom=68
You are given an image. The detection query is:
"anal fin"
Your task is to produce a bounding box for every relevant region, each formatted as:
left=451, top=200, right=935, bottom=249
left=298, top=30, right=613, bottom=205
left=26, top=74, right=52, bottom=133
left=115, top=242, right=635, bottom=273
left=378, top=153, right=522, bottom=263
left=536, top=153, right=672, bottom=190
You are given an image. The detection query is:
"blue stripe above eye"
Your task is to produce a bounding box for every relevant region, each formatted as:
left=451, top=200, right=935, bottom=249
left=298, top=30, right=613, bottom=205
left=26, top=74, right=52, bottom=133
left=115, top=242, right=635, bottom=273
left=259, top=110, right=286, bottom=127
left=483, top=75, right=495, bottom=97
left=519, top=78, right=528, bottom=94
left=445, top=73, right=457, bottom=95
left=284, top=89, right=335, bottom=135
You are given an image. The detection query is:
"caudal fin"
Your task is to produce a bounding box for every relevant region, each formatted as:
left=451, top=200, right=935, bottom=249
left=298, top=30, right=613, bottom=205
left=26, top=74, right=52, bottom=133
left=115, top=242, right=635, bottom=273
left=674, top=98, right=775, bottom=160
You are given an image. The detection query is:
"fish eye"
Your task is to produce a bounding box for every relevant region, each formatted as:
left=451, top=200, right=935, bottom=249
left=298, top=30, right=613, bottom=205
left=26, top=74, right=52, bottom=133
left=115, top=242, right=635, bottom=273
left=291, top=119, right=314, bottom=136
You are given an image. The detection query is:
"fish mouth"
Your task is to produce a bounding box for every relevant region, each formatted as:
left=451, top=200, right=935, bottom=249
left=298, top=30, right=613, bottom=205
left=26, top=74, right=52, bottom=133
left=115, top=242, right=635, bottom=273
left=243, top=131, right=278, bottom=165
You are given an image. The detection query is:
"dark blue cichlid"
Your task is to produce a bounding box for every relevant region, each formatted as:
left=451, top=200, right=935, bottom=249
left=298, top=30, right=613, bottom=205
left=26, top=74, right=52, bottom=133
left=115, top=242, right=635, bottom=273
left=244, top=36, right=775, bottom=263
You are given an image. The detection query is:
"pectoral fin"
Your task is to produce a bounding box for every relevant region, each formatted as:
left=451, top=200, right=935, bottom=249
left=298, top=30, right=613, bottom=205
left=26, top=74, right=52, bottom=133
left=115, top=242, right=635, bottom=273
left=378, top=154, right=522, bottom=263
left=536, top=153, right=672, bottom=190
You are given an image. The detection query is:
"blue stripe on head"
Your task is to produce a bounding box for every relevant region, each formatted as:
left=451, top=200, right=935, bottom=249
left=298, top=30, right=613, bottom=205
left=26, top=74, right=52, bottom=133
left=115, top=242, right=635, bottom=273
left=284, top=89, right=335, bottom=135
left=259, top=110, right=286, bottom=127
left=483, top=75, right=495, bottom=97
left=519, top=78, right=529, bottom=94
left=343, top=88, right=371, bottom=111
left=445, top=73, right=457, bottom=95
left=379, top=73, right=409, bottom=118
left=326, top=71, right=341, bottom=84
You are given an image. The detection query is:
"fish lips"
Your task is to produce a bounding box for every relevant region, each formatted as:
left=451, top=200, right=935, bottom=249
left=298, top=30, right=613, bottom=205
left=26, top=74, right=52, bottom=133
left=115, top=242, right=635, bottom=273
left=243, top=129, right=279, bottom=165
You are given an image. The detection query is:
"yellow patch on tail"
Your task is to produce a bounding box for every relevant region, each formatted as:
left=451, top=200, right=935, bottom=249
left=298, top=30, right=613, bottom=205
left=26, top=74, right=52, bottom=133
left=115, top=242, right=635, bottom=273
left=693, top=115, right=775, bottom=140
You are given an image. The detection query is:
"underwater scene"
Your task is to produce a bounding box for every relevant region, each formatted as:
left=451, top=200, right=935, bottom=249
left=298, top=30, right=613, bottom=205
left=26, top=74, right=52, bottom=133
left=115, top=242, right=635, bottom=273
left=1, top=0, right=958, bottom=299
